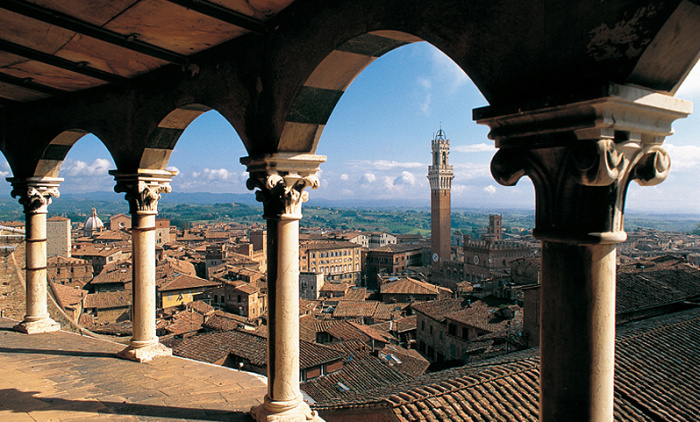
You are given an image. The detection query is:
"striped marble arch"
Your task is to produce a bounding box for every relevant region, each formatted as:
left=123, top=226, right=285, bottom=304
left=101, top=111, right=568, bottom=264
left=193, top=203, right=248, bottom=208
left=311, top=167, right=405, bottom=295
left=278, top=31, right=422, bottom=153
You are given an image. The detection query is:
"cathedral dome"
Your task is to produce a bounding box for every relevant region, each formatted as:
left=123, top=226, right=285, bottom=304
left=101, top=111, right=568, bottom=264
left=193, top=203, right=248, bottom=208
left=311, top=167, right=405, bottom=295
left=84, top=207, right=104, bottom=231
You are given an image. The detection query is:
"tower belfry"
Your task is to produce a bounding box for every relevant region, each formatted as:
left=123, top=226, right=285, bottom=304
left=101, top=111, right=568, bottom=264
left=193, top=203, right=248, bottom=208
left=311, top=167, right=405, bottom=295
left=428, top=128, right=454, bottom=270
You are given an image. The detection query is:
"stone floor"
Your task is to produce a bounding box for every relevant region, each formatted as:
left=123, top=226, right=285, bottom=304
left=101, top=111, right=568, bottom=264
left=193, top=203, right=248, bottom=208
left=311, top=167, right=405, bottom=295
left=0, top=318, right=267, bottom=421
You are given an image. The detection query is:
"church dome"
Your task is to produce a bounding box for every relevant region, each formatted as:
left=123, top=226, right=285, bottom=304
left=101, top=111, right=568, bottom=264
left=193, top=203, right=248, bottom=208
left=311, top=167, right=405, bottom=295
left=85, top=207, right=104, bottom=231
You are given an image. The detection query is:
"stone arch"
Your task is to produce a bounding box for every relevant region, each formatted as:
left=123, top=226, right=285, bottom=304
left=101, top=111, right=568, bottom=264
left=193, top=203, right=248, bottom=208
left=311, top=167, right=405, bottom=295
left=277, top=30, right=423, bottom=153
left=138, top=104, right=245, bottom=171
left=33, top=130, right=114, bottom=178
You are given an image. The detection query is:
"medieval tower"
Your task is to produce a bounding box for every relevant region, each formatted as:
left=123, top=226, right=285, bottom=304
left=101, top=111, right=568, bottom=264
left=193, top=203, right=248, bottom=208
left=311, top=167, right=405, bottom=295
left=428, top=128, right=454, bottom=271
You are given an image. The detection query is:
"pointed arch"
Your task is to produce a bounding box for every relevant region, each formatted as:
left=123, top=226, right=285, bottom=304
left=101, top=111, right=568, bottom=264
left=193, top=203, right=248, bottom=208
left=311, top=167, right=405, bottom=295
left=33, top=130, right=114, bottom=178
left=138, top=104, right=246, bottom=171
left=278, top=31, right=423, bottom=154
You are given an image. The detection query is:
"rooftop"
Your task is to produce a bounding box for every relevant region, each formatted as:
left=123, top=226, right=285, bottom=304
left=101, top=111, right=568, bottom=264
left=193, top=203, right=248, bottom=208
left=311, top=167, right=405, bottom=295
left=0, top=318, right=266, bottom=421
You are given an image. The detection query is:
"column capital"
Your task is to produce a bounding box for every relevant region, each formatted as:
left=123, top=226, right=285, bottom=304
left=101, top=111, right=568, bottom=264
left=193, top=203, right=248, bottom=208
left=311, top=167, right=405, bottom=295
left=479, top=84, right=691, bottom=244
left=7, top=177, right=63, bottom=214
left=241, top=153, right=326, bottom=221
left=110, top=169, right=176, bottom=215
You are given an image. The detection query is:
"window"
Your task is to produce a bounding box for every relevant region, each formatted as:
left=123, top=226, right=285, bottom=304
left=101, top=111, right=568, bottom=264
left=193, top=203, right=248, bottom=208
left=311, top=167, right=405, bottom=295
left=237, top=295, right=241, bottom=302
left=421, top=320, right=425, bottom=331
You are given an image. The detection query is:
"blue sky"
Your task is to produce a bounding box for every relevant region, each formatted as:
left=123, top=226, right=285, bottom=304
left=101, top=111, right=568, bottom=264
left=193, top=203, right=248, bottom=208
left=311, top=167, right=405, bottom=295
left=1, top=42, right=699, bottom=214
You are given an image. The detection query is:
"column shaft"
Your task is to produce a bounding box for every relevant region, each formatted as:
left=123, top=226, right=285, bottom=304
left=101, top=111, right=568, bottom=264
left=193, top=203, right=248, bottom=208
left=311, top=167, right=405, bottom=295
left=130, top=213, right=157, bottom=347
left=24, top=211, right=49, bottom=321
left=268, top=217, right=301, bottom=403
left=539, top=242, right=616, bottom=422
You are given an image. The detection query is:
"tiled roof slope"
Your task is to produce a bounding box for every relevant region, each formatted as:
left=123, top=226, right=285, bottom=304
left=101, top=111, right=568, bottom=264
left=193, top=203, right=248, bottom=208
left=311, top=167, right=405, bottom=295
left=381, top=278, right=441, bottom=295
left=616, top=269, right=700, bottom=314
left=302, top=341, right=413, bottom=403
left=411, top=298, right=464, bottom=322
left=314, top=308, right=700, bottom=421
left=172, top=329, right=345, bottom=369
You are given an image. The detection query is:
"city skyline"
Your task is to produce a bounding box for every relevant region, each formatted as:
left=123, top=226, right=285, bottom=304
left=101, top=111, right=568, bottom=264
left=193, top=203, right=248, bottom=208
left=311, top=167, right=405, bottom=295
left=1, top=42, right=699, bottom=213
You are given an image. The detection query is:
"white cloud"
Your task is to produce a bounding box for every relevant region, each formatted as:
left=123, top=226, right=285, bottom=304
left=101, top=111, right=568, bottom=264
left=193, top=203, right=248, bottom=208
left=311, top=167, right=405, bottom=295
left=360, top=173, right=376, bottom=185
left=420, top=93, right=432, bottom=115
left=61, top=158, right=111, bottom=177
left=394, top=171, right=417, bottom=185
left=417, top=77, right=432, bottom=90
left=483, top=185, right=497, bottom=194
left=350, top=160, right=424, bottom=170
left=453, top=162, right=491, bottom=180
left=383, top=176, right=394, bottom=190
left=453, top=143, right=495, bottom=153
left=341, top=188, right=353, bottom=196
left=340, top=174, right=349, bottom=181
left=166, top=166, right=179, bottom=174
left=665, top=144, right=700, bottom=171
left=201, top=168, right=234, bottom=181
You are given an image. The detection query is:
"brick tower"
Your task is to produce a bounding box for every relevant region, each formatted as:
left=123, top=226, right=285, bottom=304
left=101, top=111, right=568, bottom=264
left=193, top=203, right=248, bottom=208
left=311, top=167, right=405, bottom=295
left=428, top=128, right=454, bottom=271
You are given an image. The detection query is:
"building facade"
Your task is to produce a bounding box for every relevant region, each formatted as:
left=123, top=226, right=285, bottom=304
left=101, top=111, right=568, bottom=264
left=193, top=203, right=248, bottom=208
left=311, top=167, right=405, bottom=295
left=299, top=240, right=362, bottom=284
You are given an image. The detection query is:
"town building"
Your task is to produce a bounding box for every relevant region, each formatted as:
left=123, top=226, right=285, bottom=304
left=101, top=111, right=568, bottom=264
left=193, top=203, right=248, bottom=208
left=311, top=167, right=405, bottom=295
left=299, top=240, right=362, bottom=284
left=46, top=216, right=70, bottom=258
left=364, top=243, right=427, bottom=289
left=157, top=273, right=221, bottom=309
left=211, top=280, right=267, bottom=320
left=299, top=272, right=324, bottom=301
left=46, top=255, right=93, bottom=287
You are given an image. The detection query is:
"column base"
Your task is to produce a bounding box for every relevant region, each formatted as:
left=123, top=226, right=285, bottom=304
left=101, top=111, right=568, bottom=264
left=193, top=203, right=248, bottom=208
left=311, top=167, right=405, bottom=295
left=13, top=317, right=60, bottom=334
left=251, top=397, right=320, bottom=422
left=117, top=341, right=171, bottom=363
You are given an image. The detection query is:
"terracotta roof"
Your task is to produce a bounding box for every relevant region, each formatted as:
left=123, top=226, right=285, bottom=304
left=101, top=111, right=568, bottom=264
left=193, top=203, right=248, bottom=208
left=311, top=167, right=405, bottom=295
left=333, top=301, right=378, bottom=318
left=203, top=310, right=251, bottom=331
left=381, top=277, right=441, bottom=295
left=340, top=287, right=367, bottom=301
left=313, top=308, right=700, bottom=421
left=186, top=300, right=215, bottom=316
left=411, top=298, right=465, bottom=322
left=164, top=310, right=204, bottom=336
left=301, top=341, right=412, bottom=403
left=348, top=322, right=397, bottom=344
left=321, top=282, right=351, bottom=293
left=372, top=315, right=418, bottom=334
left=50, top=282, right=86, bottom=308
left=83, top=290, right=131, bottom=310
left=172, top=330, right=344, bottom=369
left=616, top=268, right=700, bottom=314
left=378, top=344, right=430, bottom=378
left=445, top=302, right=522, bottom=334
left=158, top=273, right=221, bottom=292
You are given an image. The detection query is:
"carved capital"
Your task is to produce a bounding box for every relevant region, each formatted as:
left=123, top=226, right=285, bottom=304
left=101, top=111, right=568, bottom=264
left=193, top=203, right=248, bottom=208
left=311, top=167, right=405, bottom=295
left=241, top=153, right=326, bottom=221
left=483, top=85, right=689, bottom=244
left=8, top=177, right=63, bottom=214
left=110, top=170, right=176, bottom=215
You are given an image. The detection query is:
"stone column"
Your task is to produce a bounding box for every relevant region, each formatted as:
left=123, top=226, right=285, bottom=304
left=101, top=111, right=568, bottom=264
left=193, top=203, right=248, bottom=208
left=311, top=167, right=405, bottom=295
left=242, top=153, right=325, bottom=422
left=8, top=177, right=62, bottom=334
left=477, top=84, right=691, bottom=422
left=111, top=169, right=176, bottom=362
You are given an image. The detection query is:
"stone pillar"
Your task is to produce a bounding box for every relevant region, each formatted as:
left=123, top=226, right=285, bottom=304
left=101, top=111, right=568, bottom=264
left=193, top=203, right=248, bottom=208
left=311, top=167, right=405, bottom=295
left=8, top=177, right=62, bottom=334
left=477, top=84, right=691, bottom=422
left=111, top=169, right=176, bottom=362
left=242, top=153, right=325, bottom=422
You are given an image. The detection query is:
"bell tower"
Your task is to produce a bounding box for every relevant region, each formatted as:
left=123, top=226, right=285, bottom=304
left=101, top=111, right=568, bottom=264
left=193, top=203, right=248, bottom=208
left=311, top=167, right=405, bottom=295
left=427, top=128, right=454, bottom=271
